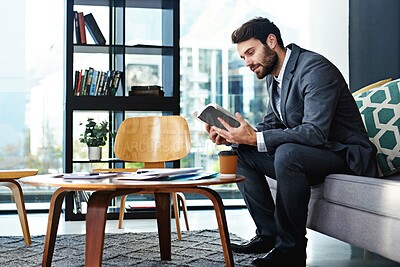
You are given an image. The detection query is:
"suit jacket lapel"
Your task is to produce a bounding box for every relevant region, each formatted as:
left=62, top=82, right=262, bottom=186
left=280, top=44, right=300, bottom=122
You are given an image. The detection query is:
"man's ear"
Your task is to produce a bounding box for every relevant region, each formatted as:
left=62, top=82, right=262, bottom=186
left=266, top=34, right=277, bottom=50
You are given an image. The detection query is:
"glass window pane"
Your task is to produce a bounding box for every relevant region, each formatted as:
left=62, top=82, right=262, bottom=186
left=0, top=0, right=64, bottom=210
left=125, top=7, right=173, bottom=46
left=179, top=0, right=349, bottom=202
left=180, top=1, right=269, bottom=185
left=125, top=55, right=164, bottom=94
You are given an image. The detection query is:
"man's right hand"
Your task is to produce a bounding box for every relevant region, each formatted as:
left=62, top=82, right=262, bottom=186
left=205, top=123, right=229, bottom=145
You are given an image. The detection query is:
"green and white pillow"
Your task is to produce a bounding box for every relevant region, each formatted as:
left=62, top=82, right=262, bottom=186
left=353, top=79, right=400, bottom=177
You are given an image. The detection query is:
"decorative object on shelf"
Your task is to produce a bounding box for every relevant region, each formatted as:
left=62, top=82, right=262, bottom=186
left=79, top=118, right=110, bottom=160
left=129, top=85, right=164, bottom=97
left=87, top=146, right=102, bottom=161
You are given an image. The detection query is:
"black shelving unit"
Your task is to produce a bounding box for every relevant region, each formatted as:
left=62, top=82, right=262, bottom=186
left=64, top=0, right=180, bottom=220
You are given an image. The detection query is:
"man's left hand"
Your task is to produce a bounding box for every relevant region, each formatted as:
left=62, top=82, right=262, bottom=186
left=211, top=112, right=257, bottom=146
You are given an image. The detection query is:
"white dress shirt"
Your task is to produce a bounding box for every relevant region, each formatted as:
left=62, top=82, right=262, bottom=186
left=256, top=48, right=292, bottom=152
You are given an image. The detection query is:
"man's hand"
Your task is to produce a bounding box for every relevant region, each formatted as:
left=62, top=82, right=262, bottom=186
left=205, top=123, right=230, bottom=145
left=210, top=112, right=257, bottom=146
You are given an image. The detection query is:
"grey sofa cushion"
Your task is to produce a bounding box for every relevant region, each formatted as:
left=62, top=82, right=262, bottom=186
left=325, top=174, right=400, bottom=220
left=267, top=174, right=400, bottom=220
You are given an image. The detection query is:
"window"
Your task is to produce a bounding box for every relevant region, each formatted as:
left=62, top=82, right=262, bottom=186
left=0, top=0, right=348, bottom=211
left=0, top=0, right=64, bottom=209
left=179, top=0, right=349, bottom=202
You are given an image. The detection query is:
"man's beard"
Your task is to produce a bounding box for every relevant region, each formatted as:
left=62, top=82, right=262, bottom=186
left=257, top=45, right=278, bottom=79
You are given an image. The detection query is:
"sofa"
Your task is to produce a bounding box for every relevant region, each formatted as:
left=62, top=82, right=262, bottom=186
left=268, top=173, right=400, bottom=263
left=268, top=78, right=400, bottom=262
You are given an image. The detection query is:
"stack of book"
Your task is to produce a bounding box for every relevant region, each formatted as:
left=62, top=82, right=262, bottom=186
left=74, top=11, right=106, bottom=45
left=73, top=68, right=122, bottom=96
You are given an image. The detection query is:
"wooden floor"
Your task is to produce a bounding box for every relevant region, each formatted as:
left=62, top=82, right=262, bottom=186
left=1, top=208, right=400, bottom=267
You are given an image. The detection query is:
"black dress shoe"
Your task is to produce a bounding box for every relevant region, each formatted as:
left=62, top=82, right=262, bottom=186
left=231, top=235, right=275, bottom=254
left=251, top=248, right=306, bottom=267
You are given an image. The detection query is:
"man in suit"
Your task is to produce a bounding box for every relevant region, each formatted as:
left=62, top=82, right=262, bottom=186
left=206, top=17, right=377, bottom=266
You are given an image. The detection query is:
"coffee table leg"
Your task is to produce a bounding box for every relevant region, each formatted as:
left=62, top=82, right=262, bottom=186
left=43, top=188, right=70, bottom=267
left=185, top=188, right=234, bottom=267
left=85, top=190, right=117, bottom=266
left=84, top=189, right=140, bottom=266
left=154, top=192, right=171, bottom=260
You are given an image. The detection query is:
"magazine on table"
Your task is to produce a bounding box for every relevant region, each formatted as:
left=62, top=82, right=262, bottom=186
left=58, top=172, right=117, bottom=179
left=116, top=167, right=203, bottom=180
left=58, top=168, right=218, bottom=181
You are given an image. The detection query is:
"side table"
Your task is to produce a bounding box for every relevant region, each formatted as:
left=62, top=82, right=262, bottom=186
left=0, top=169, right=38, bottom=246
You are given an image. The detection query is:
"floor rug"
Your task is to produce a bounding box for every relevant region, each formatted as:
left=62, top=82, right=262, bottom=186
left=0, top=229, right=256, bottom=266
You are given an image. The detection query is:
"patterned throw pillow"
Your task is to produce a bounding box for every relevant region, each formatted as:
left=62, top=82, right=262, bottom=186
left=353, top=79, right=400, bottom=177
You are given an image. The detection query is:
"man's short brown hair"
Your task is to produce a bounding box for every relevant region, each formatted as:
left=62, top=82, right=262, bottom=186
left=231, top=17, right=284, bottom=47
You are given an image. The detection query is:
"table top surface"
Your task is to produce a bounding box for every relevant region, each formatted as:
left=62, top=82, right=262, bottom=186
left=0, top=169, right=38, bottom=179
left=20, top=173, right=244, bottom=190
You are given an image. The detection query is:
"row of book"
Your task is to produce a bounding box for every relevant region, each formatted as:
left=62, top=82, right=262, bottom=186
left=74, top=11, right=106, bottom=45
left=73, top=68, right=122, bottom=96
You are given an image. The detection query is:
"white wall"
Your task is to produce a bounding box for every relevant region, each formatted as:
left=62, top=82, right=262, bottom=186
left=307, top=0, right=349, bottom=83
left=253, top=0, right=349, bottom=83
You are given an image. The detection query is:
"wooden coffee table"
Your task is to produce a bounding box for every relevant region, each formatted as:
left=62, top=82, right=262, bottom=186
left=20, top=173, right=244, bottom=267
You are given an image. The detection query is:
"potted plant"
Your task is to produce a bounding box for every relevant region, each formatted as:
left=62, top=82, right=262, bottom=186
left=79, top=118, right=110, bottom=160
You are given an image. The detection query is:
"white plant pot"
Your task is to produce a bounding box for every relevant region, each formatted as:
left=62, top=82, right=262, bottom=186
left=88, top=146, right=102, bottom=160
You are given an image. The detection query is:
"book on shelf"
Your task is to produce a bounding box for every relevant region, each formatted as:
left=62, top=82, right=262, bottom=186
left=129, top=85, right=164, bottom=97
left=97, top=71, right=108, bottom=95
left=84, top=13, right=106, bottom=45
left=110, top=70, right=122, bottom=96
left=89, top=69, right=99, bottom=96
left=79, top=69, right=88, bottom=96
left=94, top=70, right=103, bottom=96
left=73, top=70, right=79, bottom=95
left=104, top=70, right=114, bottom=95
left=84, top=67, right=94, bottom=95
left=193, top=103, right=240, bottom=130
left=77, top=12, right=87, bottom=44
left=73, top=68, right=123, bottom=96
left=76, top=70, right=83, bottom=95
left=73, top=11, right=81, bottom=44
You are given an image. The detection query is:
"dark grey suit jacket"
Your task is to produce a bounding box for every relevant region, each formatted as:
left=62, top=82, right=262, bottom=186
left=256, top=44, right=377, bottom=177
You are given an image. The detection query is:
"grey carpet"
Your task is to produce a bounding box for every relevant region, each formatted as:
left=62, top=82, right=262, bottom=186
left=0, top=229, right=257, bottom=266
